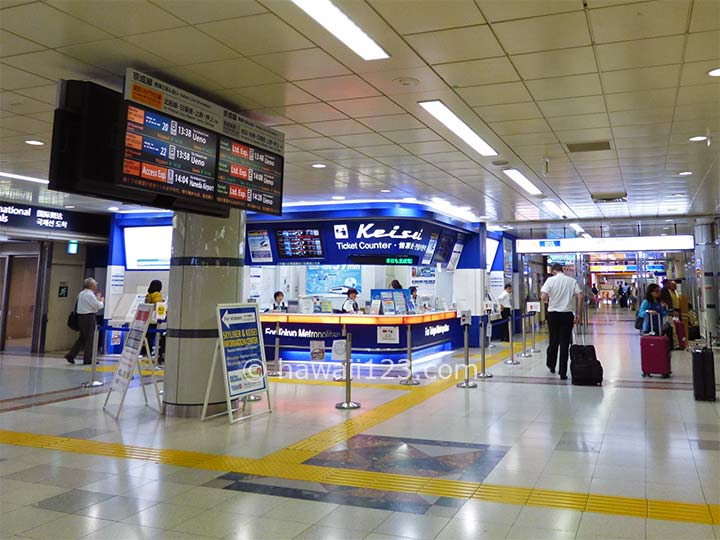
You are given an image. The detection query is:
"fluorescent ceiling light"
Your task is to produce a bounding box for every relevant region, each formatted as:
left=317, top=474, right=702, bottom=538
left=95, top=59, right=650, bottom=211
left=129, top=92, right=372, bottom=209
left=418, top=100, right=497, bottom=157
left=291, top=0, right=389, bottom=60
left=107, top=206, right=120, bottom=211
left=487, top=225, right=505, bottom=232
left=689, top=135, right=707, bottom=142
left=582, top=233, right=592, bottom=239
left=707, top=67, right=720, bottom=77
left=311, top=163, right=326, bottom=169
left=502, top=169, right=542, bottom=196
left=0, top=171, right=49, bottom=184
left=380, top=189, right=391, bottom=193
left=542, top=200, right=566, bottom=218
left=569, top=223, right=584, bottom=233
left=64, top=205, right=75, bottom=209
left=24, top=140, right=44, bottom=146
left=678, top=171, right=692, bottom=176
left=331, top=195, right=346, bottom=200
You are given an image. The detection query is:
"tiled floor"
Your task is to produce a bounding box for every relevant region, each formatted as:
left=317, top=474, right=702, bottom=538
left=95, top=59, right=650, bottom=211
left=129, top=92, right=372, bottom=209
left=0, top=308, right=718, bottom=539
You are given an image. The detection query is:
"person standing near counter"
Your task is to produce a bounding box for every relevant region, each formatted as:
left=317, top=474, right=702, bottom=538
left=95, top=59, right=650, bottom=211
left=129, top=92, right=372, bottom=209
left=342, top=288, right=359, bottom=313
left=497, top=284, right=513, bottom=342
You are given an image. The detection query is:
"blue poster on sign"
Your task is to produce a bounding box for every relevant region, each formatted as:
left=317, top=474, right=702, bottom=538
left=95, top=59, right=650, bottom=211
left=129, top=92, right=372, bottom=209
left=216, top=304, right=267, bottom=398
left=306, top=265, right=362, bottom=295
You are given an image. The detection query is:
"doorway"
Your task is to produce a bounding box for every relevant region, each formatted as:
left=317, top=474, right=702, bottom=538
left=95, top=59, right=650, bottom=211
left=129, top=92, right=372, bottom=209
left=1, top=255, right=39, bottom=352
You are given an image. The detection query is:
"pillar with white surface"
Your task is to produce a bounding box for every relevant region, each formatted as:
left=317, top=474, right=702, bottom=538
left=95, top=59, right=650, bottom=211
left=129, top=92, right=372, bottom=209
left=163, top=209, right=245, bottom=416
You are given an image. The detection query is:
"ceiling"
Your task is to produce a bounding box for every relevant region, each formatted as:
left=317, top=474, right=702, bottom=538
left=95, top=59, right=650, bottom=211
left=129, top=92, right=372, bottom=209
left=0, top=0, right=718, bottom=232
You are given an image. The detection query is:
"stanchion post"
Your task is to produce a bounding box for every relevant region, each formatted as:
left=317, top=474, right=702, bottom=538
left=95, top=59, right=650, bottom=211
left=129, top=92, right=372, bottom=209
left=477, top=315, right=493, bottom=379
left=457, top=311, right=477, bottom=388
left=518, top=311, right=531, bottom=358
left=504, top=312, right=520, bottom=365
left=485, top=304, right=496, bottom=349
left=336, top=332, right=360, bottom=409
left=333, top=324, right=350, bottom=382
left=268, top=321, right=283, bottom=377
left=81, top=327, right=104, bottom=388
left=529, top=311, right=541, bottom=353
left=400, top=323, right=420, bottom=385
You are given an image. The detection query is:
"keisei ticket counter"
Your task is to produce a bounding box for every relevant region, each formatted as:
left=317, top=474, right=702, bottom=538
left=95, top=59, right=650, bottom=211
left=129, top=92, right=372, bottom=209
left=244, top=203, right=488, bottom=364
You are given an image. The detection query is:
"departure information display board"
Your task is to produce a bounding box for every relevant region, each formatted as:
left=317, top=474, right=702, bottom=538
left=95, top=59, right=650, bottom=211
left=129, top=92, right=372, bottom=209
left=275, top=229, right=323, bottom=258
left=216, top=136, right=283, bottom=215
left=120, top=104, right=217, bottom=201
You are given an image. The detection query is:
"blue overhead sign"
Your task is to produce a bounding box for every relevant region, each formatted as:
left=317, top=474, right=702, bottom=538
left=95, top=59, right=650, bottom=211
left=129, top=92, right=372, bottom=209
left=245, top=218, right=474, bottom=267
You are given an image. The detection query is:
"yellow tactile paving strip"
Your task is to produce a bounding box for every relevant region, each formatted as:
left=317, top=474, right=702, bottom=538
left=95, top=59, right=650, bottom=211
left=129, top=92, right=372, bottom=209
left=4, top=339, right=720, bottom=525
left=0, top=428, right=717, bottom=525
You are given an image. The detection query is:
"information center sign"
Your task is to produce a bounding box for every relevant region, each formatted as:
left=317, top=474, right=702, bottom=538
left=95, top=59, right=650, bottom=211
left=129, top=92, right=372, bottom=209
left=203, top=304, right=270, bottom=424
left=218, top=305, right=267, bottom=398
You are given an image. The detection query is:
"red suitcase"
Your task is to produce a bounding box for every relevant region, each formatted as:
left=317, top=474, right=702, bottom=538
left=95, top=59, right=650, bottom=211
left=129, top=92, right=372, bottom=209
left=673, top=319, right=687, bottom=350
left=641, top=314, right=671, bottom=378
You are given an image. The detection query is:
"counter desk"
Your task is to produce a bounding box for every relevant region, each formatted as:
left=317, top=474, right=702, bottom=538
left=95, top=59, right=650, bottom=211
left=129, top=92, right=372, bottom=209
left=260, top=311, right=462, bottom=364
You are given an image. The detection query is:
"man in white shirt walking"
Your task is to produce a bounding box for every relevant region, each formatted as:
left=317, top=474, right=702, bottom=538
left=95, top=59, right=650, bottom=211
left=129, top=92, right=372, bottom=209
left=541, top=263, right=584, bottom=380
left=497, top=284, right=513, bottom=342
left=65, top=278, right=104, bottom=365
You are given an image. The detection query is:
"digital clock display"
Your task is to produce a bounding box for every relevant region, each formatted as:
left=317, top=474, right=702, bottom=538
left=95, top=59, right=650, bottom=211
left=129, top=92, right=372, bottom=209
left=120, top=103, right=218, bottom=201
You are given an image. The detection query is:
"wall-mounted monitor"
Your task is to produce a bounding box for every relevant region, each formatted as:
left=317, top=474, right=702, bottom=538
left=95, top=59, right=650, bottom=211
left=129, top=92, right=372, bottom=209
left=433, top=231, right=455, bottom=263
left=274, top=229, right=324, bottom=259
left=485, top=238, right=499, bottom=271
left=124, top=226, right=172, bottom=270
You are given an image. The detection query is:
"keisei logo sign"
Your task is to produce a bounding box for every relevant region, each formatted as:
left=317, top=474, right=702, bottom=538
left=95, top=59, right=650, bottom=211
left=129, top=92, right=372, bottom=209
left=334, top=224, right=349, bottom=239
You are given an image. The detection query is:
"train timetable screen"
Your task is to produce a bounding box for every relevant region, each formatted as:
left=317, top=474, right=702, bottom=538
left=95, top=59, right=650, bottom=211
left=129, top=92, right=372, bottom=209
left=216, top=136, right=284, bottom=215
left=275, top=229, right=324, bottom=258
left=120, top=103, right=217, bottom=201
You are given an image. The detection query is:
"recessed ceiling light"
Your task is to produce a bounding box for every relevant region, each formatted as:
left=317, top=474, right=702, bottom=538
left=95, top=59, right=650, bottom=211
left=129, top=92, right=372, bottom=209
left=331, top=196, right=346, bottom=200
left=64, top=205, right=75, bottom=209
left=418, top=100, right=497, bottom=157
left=689, top=135, right=708, bottom=142
left=24, top=140, right=44, bottom=146
left=107, top=206, right=120, bottom=211
left=678, top=171, right=692, bottom=176
left=569, top=223, right=584, bottom=233
left=502, top=169, right=542, bottom=196
left=291, top=0, right=389, bottom=60
left=311, top=163, right=326, bottom=169
left=380, top=189, right=391, bottom=193
left=542, top=200, right=566, bottom=218
left=707, top=67, right=720, bottom=77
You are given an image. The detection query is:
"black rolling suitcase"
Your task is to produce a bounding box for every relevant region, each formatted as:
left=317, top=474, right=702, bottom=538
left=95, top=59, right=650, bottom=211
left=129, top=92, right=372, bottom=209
left=570, top=327, right=603, bottom=386
left=692, top=333, right=716, bottom=401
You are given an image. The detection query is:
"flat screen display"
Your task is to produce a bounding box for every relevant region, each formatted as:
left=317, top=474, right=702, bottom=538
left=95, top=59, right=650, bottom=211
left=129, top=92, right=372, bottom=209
left=216, top=136, right=283, bottom=215
left=124, top=226, right=172, bottom=270
left=120, top=103, right=217, bottom=202
left=275, top=229, right=323, bottom=258
left=486, top=238, right=499, bottom=271
left=433, top=231, right=455, bottom=263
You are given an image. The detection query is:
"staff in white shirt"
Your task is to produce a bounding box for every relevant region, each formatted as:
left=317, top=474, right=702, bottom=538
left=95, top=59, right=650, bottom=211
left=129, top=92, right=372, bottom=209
left=497, top=284, right=513, bottom=342
left=541, top=263, right=584, bottom=380
left=65, top=278, right=104, bottom=365
left=342, top=288, right=359, bottom=313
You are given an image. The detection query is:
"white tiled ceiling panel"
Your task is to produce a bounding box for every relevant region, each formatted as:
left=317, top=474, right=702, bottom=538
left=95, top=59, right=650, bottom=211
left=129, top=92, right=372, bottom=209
left=0, top=0, right=717, bottom=228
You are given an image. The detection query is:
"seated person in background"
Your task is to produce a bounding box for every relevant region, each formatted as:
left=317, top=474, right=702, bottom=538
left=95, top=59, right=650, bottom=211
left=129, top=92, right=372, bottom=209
left=408, top=286, right=418, bottom=312
left=342, top=288, right=359, bottom=313
left=272, top=291, right=287, bottom=311
left=638, top=284, right=667, bottom=335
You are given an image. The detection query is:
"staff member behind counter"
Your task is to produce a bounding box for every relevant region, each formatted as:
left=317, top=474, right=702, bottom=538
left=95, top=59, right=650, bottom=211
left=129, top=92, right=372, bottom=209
left=342, top=288, right=359, bottom=313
